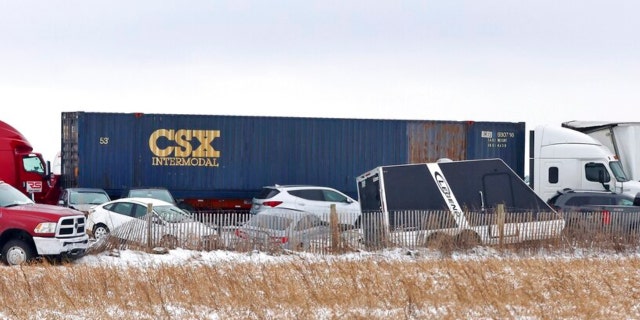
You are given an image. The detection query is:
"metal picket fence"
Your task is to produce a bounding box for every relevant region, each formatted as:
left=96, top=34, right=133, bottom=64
left=91, top=208, right=640, bottom=254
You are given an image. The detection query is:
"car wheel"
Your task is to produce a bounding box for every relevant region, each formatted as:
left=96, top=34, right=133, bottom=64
left=93, top=224, right=110, bottom=240
left=160, top=235, right=179, bottom=249
left=2, top=239, right=34, bottom=266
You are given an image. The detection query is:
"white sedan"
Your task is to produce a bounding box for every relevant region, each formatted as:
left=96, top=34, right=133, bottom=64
left=87, top=197, right=218, bottom=249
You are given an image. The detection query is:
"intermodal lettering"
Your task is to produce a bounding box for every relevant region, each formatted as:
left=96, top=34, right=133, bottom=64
left=149, top=129, right=220, bottom=167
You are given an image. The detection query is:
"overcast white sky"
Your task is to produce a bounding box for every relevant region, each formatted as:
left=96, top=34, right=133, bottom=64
left=1, top=1, right=639, bottom=162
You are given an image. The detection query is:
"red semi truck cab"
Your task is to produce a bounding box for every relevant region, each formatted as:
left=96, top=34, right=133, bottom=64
left=0, top=180, right=89, bottom=265
left=0, top=120, right=61, bottom=205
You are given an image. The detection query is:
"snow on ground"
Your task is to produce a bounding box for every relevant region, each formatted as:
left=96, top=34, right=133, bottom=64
left=74, top=245, right=640, bottom=267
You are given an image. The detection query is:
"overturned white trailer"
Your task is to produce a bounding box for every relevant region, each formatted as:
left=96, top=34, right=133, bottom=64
left=356, top=159, right=565, bottom=248
left=562, top=121, right=640, bottom=182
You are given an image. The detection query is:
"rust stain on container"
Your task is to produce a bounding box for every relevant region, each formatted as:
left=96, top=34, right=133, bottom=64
left=407, top=122, right=468, bottom=163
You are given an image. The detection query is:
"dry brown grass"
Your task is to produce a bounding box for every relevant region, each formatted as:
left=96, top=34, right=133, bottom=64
left=1, top=248, right=640, bottom=320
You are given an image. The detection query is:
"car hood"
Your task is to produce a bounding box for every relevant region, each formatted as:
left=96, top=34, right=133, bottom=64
left=4, top=203, right=85, bottom=220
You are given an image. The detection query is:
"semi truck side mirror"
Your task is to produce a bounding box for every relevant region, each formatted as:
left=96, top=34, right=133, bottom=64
left=44, top=160, right=55, bottom=181
left=598, top=171, right=610, bottom=191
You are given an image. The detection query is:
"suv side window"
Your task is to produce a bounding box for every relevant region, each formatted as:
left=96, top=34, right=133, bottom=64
left=255, top=188, right=280, bottom=199
left=587, top=196, right=614, bottom=206
left=619, top=198, right=634, bottom=206
left=322, top=190, right=348, bottom=202
left=565, top=196, right=589, bottom=206
left=289, top=189, right=324, bottom=201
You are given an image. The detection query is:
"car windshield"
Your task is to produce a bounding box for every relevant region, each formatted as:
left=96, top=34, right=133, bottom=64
left=129, top=189, right=175, bottom=203
left=71, top=192, right=110, bottom=205
left=154, top=205, right=193, bottom=223
left=0, top=183, right=35, bottom=207
left=245, top=214, right=293, bottom=231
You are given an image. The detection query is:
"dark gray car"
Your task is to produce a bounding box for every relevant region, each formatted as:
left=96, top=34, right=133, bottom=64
left=548, top=188, right=640, bottom=236
left=58, top=188, right=111, bottom=215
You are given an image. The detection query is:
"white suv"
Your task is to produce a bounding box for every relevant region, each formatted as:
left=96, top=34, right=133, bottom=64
left=249, top=185, right=361, bottom=228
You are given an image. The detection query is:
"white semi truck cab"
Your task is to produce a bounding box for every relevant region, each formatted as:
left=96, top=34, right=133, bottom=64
left=530, top=125, right=640, bottom=202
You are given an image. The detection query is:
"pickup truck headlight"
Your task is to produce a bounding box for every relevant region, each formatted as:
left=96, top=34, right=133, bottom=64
left=34, top=222, right=57, bottom=234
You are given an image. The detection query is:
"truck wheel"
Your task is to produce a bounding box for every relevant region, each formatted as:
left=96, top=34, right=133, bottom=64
left=93, top=224, right=110, bottom=240
left=2, top=239, right=34, bottom=266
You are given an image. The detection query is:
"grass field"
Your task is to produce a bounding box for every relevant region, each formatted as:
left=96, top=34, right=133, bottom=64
left=1, top=244, right=639, bottom=320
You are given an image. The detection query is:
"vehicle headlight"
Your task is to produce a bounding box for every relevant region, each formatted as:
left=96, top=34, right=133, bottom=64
left=34, top=222, right=57, bottom=234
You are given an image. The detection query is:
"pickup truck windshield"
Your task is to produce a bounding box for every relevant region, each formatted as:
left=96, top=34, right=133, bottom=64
left=0, top=183, right=35, bottom=207
left=610, top=161, right=630, bottom=182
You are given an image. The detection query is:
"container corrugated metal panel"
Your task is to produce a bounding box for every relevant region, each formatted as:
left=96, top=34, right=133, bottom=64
left=60, top=112, right=77, bottom=188
left=466, top=121, right=526, bottom=178
left=61, top=112, right=525, bottom=200
left=407, top=121, right=468, bottom=163
left=62, top=112, right=137, bottom=195
left=63, top=112, right=410, bottom=200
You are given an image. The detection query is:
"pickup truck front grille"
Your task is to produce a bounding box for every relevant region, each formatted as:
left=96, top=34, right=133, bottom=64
left=58, top=216, right=86, bottom=237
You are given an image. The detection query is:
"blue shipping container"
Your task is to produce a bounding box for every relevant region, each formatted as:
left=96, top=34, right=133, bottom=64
left=61, top=112, right=525, bottom=210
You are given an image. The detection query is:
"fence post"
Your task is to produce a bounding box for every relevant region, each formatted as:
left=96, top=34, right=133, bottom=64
left=330, top=204, right=340, bottom=253
left=147, top=203, right=153, bottom=250
left=497, top=204, right=505, bottom=248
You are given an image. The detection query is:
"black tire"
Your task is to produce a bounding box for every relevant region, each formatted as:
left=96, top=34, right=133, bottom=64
left=1, top=239, right=35, bottom=266
left=93, top=224, right=110, bottom=240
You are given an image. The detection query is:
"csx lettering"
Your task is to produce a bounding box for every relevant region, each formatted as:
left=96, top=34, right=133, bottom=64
left=149, top=129, right=220, bottom=157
